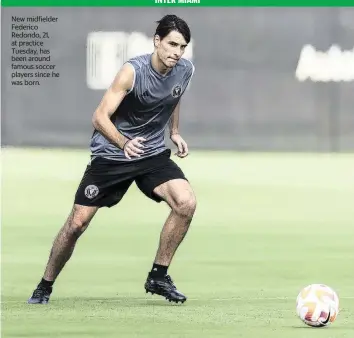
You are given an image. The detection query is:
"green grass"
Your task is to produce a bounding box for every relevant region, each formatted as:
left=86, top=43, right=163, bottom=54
left=1, top=148, right=354, bottom=338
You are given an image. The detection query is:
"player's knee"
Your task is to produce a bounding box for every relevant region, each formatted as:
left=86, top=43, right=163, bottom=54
left=70, top=216, right=89, bottom=236
left=173, top=192, right=197, bottom=219
left=69, top=207, right=92, bottom=236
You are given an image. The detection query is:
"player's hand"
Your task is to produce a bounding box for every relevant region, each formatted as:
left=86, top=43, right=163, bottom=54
left=123, top=137, right=146, bottom=159
left=171, top=133, right=189, bottom=158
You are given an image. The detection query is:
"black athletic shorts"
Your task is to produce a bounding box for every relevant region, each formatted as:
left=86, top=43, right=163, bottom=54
left=74, top=149, right=187, bottom=208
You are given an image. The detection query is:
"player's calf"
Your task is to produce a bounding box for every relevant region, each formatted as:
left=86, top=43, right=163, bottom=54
left=153, top=191, right=196, bottom=267
left=28, top=205, right=98, bottom=304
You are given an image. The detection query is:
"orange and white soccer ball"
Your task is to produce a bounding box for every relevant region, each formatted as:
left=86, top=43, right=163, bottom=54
left=296, top=284, right=339, bottom=327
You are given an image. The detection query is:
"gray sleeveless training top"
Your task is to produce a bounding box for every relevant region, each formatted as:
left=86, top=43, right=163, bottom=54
left=90, top=53, right=195, bottom=161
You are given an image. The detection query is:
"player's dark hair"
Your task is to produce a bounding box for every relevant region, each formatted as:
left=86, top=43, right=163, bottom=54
left=155, top=15, right=191, bottom=44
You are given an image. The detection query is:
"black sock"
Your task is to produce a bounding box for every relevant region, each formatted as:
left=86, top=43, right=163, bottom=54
left=150, top=263, right=168, bottom=279
left=39, top=278, right=54, bottom=289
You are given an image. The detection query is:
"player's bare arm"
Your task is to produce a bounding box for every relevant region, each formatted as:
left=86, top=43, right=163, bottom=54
left=169, top=100, right=180, bottom=136
left=92, top=64, right=146, bottom=158
left=169, top=100, right=189, bottom=158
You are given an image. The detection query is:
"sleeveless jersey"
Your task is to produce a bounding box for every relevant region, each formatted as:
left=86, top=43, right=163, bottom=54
left=90, top=53, right=195, bottom=161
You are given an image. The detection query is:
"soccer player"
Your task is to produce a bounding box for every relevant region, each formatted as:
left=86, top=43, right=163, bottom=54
left=28, top=14, right=196, bottom=305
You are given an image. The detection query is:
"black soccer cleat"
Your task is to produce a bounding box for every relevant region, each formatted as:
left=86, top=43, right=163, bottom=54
left=144, top=273, right=187, bottom=304
left=27, top=285, right=52, bottom=304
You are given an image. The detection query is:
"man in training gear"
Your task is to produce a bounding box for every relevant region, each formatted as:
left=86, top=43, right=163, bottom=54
left=28, top=14, right=196, bottom=305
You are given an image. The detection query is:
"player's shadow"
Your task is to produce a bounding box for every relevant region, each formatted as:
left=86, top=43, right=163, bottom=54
left=291, top=326, right=326, bottom=329
left=291, top=325, right=351, bottom=330
left=53, top=296, right=184, bottom=307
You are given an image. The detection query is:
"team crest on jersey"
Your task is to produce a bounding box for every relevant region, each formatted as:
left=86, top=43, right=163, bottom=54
left=171, top=84, right=182, bottom=98
left=85, top=185, right=99, bottom=199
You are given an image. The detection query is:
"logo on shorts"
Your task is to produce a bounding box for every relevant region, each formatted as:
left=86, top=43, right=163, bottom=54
left=171, top=84, right=182, bottom=98
left=85, top=185, right=99, bottom=199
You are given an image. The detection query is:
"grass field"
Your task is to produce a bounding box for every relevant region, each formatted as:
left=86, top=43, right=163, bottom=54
left=1, top=148, right=354, bottom=338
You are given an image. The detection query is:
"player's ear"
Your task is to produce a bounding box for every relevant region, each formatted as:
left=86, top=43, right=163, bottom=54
left=153, top=34, right=160, bottom=48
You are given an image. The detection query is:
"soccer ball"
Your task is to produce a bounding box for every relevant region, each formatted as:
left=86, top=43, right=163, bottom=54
left=296, top=284, right=339, bottom=327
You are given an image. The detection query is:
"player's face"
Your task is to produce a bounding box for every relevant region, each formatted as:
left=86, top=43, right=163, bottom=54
left=155, top=31, right=188, bottom=68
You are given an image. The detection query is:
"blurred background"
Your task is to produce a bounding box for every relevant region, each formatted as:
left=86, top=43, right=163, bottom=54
left=2, top=7, right=354, bottom=152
